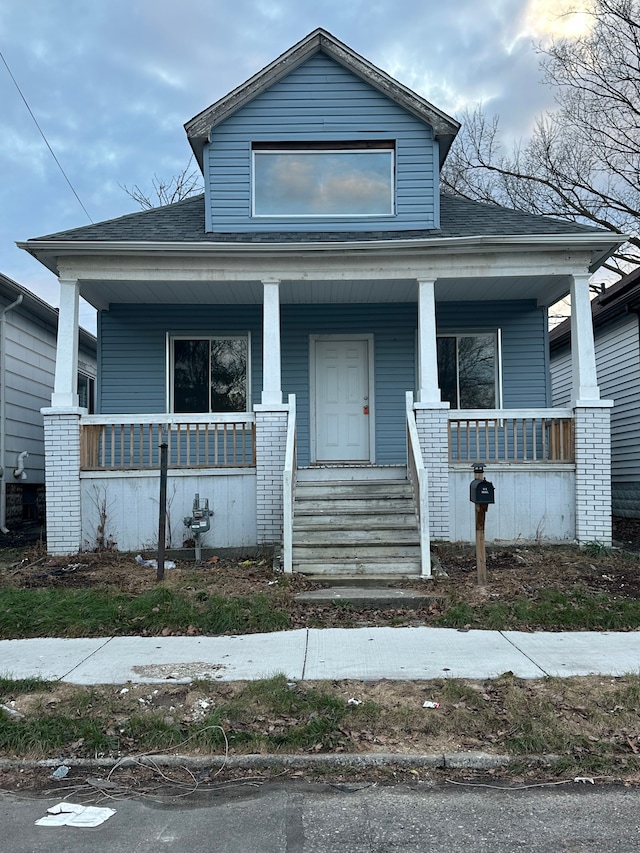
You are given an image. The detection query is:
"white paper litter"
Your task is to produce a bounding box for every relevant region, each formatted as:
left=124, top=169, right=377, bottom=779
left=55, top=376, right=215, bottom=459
left=35, top=802, right=116, bottom=828
left=135, top=554, right=176, bottom=569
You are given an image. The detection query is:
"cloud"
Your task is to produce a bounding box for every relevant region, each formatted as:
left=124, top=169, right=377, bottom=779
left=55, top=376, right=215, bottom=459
left=0, top=0, right=581, bottom=309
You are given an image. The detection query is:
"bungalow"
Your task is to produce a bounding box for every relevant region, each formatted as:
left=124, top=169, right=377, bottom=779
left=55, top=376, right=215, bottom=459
left=20, top=29, right=622, bottom=572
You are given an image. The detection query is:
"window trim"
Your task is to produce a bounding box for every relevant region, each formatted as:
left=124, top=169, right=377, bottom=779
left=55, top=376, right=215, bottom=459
left=251, top=141, right=396, bottom=219
left=167, top=333, right=251, bottom=414
left=436, top=330, right=502, bottom=410
left=77, top=371, right=96, bottom=414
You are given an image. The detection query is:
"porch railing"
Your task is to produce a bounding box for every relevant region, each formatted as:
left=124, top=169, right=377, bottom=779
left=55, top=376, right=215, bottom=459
left=80, top=414, right=256, bottom=471
left=406, top=392, right=431, bottom=577
left=282, top=395, right=297, bottom=575
left=448, top=409, right=574, bottom=463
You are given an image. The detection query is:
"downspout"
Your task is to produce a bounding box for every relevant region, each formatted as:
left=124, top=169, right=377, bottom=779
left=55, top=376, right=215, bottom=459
left=0, top=295, right=23, bottom=533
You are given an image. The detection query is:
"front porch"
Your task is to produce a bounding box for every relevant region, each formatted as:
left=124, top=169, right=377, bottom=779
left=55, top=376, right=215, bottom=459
left=32, top=231, right=615, bottom=565
left=39, top=391, right=610, bottom=576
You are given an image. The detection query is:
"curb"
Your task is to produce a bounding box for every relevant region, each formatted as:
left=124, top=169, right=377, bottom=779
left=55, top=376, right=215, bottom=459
left=0, top=751, right=560, bottom=773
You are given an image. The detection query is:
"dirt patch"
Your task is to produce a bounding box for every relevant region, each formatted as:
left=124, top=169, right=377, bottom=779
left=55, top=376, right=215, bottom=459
left=3, top=517, right=638, bottom=596
left=0, top=549, right=293, bottom=596
left=1, top=519, right=640, bottom=635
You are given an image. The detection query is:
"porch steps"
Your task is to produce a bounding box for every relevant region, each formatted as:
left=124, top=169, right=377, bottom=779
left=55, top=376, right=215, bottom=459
left=292, top=470, right=422, bottom=576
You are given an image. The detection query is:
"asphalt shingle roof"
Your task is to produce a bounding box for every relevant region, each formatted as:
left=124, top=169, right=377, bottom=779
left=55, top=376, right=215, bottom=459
left=31, top=192, right=607, bottom=244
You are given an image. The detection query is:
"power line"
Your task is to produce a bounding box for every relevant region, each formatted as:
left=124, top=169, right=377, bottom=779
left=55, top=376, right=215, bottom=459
left=0, top=48, right=94, bottom=223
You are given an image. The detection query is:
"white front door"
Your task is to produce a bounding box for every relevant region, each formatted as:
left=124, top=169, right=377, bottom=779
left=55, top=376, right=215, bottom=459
left=313, top=337, right=372, bottom=462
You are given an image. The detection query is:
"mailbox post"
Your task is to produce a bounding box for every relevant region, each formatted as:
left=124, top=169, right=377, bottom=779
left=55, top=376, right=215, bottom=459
left=469, top=463, right=495, bottom=586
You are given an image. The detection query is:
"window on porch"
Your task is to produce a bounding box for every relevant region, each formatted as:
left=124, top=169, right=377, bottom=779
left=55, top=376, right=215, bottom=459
left=77, top=372, right=95, bottom=413
left=437, top=333, right=500, bottom=409
left=170, top=337, right=249, bottom=413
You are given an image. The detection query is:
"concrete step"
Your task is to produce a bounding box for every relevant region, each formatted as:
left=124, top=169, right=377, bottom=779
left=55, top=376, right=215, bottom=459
left=294, top=587, right=435, bottom=608
left=302, top=574, right=425, bottom=586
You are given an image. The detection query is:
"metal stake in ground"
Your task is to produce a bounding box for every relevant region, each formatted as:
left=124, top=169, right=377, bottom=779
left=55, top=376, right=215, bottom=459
left=157, top=439, right=168, bottom=582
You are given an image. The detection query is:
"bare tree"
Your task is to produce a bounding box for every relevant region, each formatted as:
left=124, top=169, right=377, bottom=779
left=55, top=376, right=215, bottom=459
left=121, top=159, right=203, bottom=209
left=442, top=0, right=640, bottom=273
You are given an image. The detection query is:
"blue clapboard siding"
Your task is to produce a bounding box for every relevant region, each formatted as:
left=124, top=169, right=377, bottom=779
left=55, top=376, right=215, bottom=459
left=207, top=51, right=438, bottom=233
left=436, top=301, right=549, bottom=408
left=98, top=305, right=264, bottom=414
left=280, top=304, right=417, bottom=465
left=98, top=299, right=548, bottom=465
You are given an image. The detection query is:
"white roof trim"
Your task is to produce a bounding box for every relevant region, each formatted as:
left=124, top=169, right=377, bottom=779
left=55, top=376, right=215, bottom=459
left=184, top=28, right=460, bottom=169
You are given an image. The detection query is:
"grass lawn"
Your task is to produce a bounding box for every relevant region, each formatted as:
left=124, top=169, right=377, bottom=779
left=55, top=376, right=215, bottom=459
left=0, top=540, right=639, bottom=638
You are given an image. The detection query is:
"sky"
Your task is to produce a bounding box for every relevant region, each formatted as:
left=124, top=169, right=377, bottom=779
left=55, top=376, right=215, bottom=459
left=0, top=0, right=593, bottom=332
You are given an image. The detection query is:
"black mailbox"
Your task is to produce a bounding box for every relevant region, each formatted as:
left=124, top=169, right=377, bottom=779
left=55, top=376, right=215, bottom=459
left=470, top=477, right=495, bottom=504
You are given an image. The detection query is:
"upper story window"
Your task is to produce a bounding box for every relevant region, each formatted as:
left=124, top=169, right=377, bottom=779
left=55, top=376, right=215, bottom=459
left=252, top=141, right=395, bottom=217
left=437, top=333, right=500, bottom=409
left=170, top=336, right=250, bottom=413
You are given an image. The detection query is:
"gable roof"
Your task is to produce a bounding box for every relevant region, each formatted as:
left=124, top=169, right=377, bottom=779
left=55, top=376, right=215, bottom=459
left=184, top=28, right=461, bottom=169
left=549, top=266, right=640, bottom=351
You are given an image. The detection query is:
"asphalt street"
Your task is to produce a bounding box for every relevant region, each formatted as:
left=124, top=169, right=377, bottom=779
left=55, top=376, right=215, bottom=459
left=2, top=782, right=639, bottom=852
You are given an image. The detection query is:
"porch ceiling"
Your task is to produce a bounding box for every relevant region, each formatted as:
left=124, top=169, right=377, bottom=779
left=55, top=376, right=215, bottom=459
left=79, top=273, right=571, bottom=310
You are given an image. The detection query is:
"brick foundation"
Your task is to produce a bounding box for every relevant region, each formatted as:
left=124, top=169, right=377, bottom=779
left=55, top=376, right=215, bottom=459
left=255, top=406, right=289, bottom=545
left=414, top=404, right=450, bottom=540
left=42, top=408, right=83, bottom=555
left=574, top=404, right=612, bottom=545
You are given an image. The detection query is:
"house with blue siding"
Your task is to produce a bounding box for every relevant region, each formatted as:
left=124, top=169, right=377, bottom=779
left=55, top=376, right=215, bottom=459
left=21, top=29, right=623, bottom=570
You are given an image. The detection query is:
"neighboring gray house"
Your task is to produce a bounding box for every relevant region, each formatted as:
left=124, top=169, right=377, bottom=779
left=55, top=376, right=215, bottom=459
left=550, top=267, right=640, bottom=519
left=0, top=272, right=96, bottom=531
left=20, top=29, right=623, bottom=569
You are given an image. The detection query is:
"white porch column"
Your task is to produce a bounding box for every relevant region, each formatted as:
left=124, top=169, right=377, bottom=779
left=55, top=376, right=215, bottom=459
left=43, top=278, right=83, bottom=554
left=51, top=278, right=80, bottom=408
left=261, top=279, right=282, bottom=405
left=570, top=273, right=600, bottom=404
left=417, top=279, right=441, bottom=403
left=570, top=273, right=613, bottom=544
left=256, top=279, right=286, bottom=544
left=415, top=279, right=449, bottom=539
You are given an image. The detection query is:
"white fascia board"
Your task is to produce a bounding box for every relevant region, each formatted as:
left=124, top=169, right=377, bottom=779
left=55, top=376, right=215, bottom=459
left=18, top=233, right=624, bottom=294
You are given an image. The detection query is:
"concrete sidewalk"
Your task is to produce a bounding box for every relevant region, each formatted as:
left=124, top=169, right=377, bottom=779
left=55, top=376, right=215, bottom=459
left=0, top=627, right=639, bottom=684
